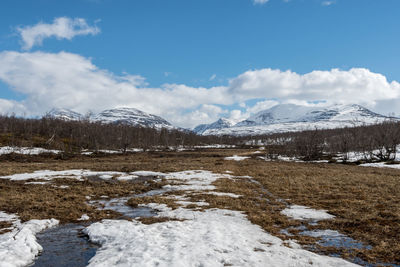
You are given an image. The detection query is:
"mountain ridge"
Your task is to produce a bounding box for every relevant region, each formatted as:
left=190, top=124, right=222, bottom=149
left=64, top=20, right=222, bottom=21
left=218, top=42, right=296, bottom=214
left=194, top=104, right=396, bottom=136
left=47, top=107, right=174, bottom=130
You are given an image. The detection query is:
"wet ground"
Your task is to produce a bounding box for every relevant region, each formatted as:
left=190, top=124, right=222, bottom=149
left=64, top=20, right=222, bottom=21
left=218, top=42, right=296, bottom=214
left=33, top=224, right=99, bottom=267
left=32, top=188, right=165, bottom=266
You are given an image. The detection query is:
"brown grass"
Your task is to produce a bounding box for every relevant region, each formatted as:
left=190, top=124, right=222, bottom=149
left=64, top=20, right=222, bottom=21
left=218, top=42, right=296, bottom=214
left=127, top=196, right=182, bottom=210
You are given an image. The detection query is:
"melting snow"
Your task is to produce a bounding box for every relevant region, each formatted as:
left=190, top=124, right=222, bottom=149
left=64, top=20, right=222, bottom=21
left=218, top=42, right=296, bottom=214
left=359, top=162, right=400, bottom=169
left=0, top=169, right=145, bottom=182
left=78, top=214, right=90, bottom=221
left=0, top=211, right=58, bottom=267
left=85, top=206, right=357, bottom=267
left=281, top=205, right=335, bottom=221
left=0, top=146, right=60, bottom=155
left=224, top=155, right=250, bottom=161
left=84, top=170, right=356, bottom=267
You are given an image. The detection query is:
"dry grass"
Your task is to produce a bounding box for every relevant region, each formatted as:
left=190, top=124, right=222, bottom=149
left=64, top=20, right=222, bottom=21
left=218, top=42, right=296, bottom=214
left=0, top=177, right=166, bottom=223
left=127, top=195, right=182, bottom=210
left=0, top=149, right=399, bottom=264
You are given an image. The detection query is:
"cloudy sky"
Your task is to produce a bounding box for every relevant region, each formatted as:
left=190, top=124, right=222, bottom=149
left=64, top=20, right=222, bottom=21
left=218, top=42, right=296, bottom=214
left=0, top=0, right=399, bottom=128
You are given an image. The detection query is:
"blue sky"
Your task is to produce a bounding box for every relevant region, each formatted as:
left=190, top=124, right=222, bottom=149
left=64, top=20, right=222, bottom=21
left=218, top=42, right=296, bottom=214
left=0, top=0, right=399, bottom=127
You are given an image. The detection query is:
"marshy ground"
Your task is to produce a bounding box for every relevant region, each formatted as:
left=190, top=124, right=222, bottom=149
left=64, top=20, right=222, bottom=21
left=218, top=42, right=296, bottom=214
left=0, top=148, right=399, bottom=266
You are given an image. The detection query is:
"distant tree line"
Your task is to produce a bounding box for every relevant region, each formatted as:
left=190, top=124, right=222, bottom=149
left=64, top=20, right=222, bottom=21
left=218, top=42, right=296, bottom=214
left=0, top=114, right=399, bottom=162
left=248, top=120, right=400, bottom=162
left=0, top=115, right=240, bottom=153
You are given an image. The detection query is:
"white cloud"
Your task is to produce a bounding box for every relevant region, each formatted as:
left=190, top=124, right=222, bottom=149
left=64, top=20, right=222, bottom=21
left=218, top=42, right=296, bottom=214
left=229, top=68, right=400, bottom=107
left=17, top=17, right=100, bottom=50
left=209, top=74, right=217, bottom=81
left=0, top=51, right=231, bottom=128
left=0, top=51, right=399, bottom=128
left=246, top=100, right=280, bottom=114
left=253, top=0, right=269, bottom=5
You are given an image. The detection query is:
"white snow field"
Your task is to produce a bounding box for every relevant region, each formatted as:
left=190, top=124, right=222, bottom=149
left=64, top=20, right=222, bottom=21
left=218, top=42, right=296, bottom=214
left=281, top=205, right=335, bottom=221
left=83, top=170, right=358, bottom=267
left=0, top=211, right=58, bottom=267
left=85, top=207, right=357, bottom=267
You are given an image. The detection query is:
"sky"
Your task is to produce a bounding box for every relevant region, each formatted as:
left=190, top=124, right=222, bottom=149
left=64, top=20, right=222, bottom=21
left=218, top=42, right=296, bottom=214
left=0, top=0, right=399, bottom=128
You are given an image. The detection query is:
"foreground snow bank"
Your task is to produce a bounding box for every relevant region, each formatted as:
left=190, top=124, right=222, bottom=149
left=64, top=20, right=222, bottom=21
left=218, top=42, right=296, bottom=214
left=85, top=207, right=357, bottom=267
left=85, top=169, right=356, bottom=267
left=281, top=205, right=335, bottom=221
left=0, top=211, right=58, bottom=267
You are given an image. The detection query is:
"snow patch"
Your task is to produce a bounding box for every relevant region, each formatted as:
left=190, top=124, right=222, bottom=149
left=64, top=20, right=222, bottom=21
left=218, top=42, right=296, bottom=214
left=0, top=169, right=143, bottom=182
left=224, top=155, right=250, bottom=161
left=0, top=211, right=58, bottom=267
left=78, top=214, right=90, bottom=221
left=281, top=205, right=335, bottom=221
left=0, top=146, right=60, bottom=155
left=359, top=162, right=400, bottom=169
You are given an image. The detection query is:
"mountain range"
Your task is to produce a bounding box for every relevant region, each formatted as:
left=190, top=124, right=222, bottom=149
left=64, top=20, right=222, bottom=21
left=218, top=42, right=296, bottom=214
left=47, top=104, right=397, bottom=136
left=193, top=104, right=396, bottom=136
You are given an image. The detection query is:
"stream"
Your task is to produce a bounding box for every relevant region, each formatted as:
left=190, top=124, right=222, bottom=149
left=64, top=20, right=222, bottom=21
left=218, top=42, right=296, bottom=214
left=32, top=188, right=167, bottom=266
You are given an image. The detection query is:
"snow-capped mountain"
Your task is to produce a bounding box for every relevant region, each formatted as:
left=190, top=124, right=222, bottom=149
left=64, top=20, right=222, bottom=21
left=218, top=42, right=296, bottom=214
left=46, top=108, right=83, bottom=121
left=92, top=108, right=173, bottom=129
left=47, top=107, right=174, bottom=129
left=198, top=104, right=396, bottom=136
left=193, top=118, right=235, bottom=135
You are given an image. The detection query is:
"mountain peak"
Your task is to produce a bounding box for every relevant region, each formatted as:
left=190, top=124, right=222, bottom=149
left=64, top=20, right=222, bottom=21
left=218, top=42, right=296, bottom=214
left=47, top=108, right=82, bottom=121
left=193, top=117, right=235, bottom=134
left=46, top=107, right=174, bottom=129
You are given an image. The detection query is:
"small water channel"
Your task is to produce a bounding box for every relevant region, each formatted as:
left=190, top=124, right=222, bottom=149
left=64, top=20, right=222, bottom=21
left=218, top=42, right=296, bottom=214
left=32, top=187, right=168, bottom=266
left=33, top=224, right=99, bottom=267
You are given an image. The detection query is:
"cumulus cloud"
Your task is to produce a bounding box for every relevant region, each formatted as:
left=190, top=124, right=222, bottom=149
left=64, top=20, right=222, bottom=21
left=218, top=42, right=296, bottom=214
left=0, top=51, right=231, bottom=128
left=17, top=17, right=100, bottom=50
left=0, top=50, right=399, bottom=128
left=229, top=68, right=400, bottom=107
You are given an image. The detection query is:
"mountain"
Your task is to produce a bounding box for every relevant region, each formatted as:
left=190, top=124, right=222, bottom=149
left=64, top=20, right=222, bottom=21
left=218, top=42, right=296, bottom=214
left=47, top=107, right=174, bottom=130
left=193, top=118, right=235, bottom=135
left=198, top=104, right=396, bottom=136
left=92, top=107, right=173, bottom=129
left=47, top=108, right=83, bottom=121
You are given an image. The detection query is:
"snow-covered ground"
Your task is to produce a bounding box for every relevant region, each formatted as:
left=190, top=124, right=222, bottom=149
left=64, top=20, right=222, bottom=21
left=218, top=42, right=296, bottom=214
left=0, top=168, right=360, bottom=266
left=0, top=146, right=60, bottom=155
left=224, top=155, right=250, bottom=161
left=0, top=211, right=58, bottom=267
left=281, top=205, right=335, bottom=221
left=84, top=170, right=358, bottom=267
left=0, top=169, right=145, bottom=182
left=359, top=162, right=400, bottom=169
left=85, top=206, right=356, bottom=267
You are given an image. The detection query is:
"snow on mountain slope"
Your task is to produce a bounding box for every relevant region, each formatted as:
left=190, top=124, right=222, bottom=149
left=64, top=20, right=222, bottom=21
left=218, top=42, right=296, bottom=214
left=236, top=104, right=386, bottom=126
left=193, top=118, right=235, bottom=135
left=91, top=108, right=173, bottom=129
left=199, top=104, right=396, bottom=136
left=46, top=107, right=175, bottom=130
left=47, top=108, right=83, bottom=121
